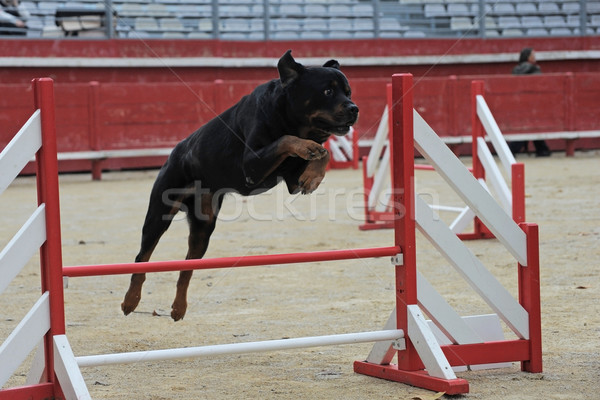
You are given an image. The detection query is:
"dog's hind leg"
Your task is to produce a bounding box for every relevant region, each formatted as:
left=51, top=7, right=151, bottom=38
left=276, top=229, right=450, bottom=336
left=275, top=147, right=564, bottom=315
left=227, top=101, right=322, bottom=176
left=170, top=191, right=222, bottom=321
left=122, top=164, right=189, bottom=316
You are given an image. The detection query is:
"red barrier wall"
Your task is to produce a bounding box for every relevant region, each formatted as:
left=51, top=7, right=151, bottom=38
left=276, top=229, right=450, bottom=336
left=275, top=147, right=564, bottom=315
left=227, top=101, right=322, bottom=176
left=1, top=73, right=598, bottom=174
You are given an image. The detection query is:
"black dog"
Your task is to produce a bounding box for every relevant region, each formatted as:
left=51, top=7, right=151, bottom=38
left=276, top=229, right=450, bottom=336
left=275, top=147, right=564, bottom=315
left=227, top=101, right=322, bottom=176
left=121, top=50, right=359, bottom=321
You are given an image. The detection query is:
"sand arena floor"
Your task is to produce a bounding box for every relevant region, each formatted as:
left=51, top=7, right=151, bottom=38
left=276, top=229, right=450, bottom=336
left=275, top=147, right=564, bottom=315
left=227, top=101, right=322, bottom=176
left=1, top=151, right=599, bottom=399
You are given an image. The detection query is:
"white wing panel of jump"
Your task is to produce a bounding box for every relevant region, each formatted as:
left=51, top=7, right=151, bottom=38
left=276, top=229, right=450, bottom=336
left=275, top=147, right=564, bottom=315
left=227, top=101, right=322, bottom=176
left=427, top=314, right=512, bottom=371
left=0, top=205, right=47, bottom=295
left=413, top=110, right=528, bottom=266
left=366, top=106, right=389, bottom=178
left=417, top=271, right=482, bottom=345
left=0, top=291, right=50, bottom=387
left=365, top=309, right=405, bottom=365
left=477, top=137, right=512, bottom=213
left=369, top=146, right=391, bottom=211
left=54, top=335, right=92, bottom=400
left=476, top=95, right=516, bottom=175
left=76, top=330, right=405, bottom=367
left=415, top=194, right=529, bottom=339
left=0, top=109, right=42, bottom=197
left=329, top=128, right=354, bottom=162
left=328, top=138, right=347, bottom=162
left=407, top=305, right=456, bottom=380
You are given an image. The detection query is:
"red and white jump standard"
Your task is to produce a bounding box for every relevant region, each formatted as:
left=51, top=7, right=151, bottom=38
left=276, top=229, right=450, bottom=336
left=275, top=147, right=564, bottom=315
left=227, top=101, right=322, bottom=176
left=353, top=74, right=542, bottom=394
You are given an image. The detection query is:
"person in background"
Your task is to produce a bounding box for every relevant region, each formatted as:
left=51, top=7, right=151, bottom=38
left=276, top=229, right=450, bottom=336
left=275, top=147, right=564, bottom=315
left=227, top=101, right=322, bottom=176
left=510, top=48, right=551, bottom=157
left=0, top=0, right=29, bottom=35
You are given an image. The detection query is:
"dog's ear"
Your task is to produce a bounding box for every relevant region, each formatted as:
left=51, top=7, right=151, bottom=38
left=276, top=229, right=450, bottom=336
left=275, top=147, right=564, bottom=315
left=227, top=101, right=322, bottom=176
left=278, top=50, right=305, bottom=88
left=323, top=59, right=340, bottom=70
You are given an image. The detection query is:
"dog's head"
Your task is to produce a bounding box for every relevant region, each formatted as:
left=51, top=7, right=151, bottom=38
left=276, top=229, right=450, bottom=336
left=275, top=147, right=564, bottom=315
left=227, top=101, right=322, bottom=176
left=278, top=50, right=359, bottom=140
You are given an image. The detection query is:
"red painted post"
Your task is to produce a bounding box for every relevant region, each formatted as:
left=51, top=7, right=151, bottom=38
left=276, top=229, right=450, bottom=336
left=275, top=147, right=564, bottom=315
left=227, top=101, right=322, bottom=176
left=391, top=74, right=420, bottom=371
left=33, top=78, right=66, bottom=391
left=88, top=81, right=103, bottom=180
left=470, top=81, right=485, bottom=180
left=512, top=163, right=526, bottom=223
left=447, top=75, right=459, bottom=151
left=469, top=80, right=492, bottom=238
left=518, top=223, right=543, bottom=373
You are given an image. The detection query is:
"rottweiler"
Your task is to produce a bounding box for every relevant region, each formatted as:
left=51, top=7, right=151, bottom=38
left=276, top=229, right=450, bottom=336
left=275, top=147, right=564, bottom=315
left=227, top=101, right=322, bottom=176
left=121, top=50, right=359, bottom=321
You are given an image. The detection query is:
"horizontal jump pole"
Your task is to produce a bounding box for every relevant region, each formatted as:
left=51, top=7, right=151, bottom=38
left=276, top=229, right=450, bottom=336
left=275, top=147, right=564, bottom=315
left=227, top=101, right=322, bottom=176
left=62, top=246, right=401, bottom=278
left=75, top=329, right=405, bottom=367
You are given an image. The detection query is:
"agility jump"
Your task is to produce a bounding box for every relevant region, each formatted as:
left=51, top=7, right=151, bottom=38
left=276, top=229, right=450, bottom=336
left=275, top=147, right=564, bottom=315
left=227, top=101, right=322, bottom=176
left=360, top=80, right=526, bottom=236
left=0, top=75, right=541, bottom=398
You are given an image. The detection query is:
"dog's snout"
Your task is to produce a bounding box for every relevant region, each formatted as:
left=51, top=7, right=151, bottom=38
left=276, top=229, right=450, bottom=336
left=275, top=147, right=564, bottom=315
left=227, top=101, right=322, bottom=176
left=346, top=103, right=359, bottom=115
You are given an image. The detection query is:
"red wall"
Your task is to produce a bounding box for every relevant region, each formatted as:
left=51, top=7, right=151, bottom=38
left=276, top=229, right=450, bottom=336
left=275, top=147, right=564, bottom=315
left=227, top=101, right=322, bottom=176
left=2, top=72, right=599, bottom=174
left=1, top=38, right=599, bottom=173
left=2, top=37, right=600, bottom=85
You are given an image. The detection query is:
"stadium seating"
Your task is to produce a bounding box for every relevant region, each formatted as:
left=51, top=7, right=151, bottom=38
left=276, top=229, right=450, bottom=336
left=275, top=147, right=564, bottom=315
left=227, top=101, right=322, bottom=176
left=3, top=1, right=599, bottom=39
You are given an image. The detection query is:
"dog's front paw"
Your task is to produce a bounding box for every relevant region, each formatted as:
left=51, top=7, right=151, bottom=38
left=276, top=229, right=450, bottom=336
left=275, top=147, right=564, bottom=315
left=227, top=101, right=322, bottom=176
left=121, top=291, right=141, bottom=316
left=171, top=299, right=187, bottom=321
left=298, top=166, right=325, bottom=194
left=283, top=136, right=327, bottom=160
left=303, top=143, right=328, bottom=161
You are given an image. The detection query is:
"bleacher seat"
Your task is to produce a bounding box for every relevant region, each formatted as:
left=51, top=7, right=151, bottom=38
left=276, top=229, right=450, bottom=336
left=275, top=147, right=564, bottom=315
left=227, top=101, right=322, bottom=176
left=447, top=4, right=470, bottom=17
left=329, top=5, right=352, bottom=16
left=493, top=3, right=515, bottom=15
left=527, top=27, right=549, bottom=36
left=304, top=4, right=326, bottom=16
left=451, top=16, right=474, bottom=30
left=562, top=2, right=580, bottom=13
left=516, top=3, right=537, bottom=14
left=544, top=15, right=567, bottom=28
left=522, top=16, right=544, bottom=28
left=353, top=4, right=373, bottom=17
left=550, top=27, right=572, bottom=35
left=539, top=2, right=561, bottom=14
left=424, top=4, right=446, bottom=17
left=498, top=16, right=521, bottom=29
left=134, top=17, right=158, bottom=31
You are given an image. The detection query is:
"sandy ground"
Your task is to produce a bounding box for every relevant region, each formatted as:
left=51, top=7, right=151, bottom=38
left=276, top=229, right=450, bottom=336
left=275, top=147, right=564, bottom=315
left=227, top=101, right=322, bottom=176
left=1, top=151, right=599, bottom=399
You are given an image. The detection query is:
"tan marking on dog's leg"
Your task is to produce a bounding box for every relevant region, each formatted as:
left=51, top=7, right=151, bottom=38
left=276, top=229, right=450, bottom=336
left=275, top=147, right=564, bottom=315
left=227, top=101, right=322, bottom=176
left=121, top=272, right=147, bottom=315
left=171, top=270, right=193, bottom=321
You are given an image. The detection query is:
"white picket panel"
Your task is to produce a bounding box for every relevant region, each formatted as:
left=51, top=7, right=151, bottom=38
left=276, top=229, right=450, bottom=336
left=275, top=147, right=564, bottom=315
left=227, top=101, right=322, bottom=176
left=449, top=206, right=476, bottom=234
left=338, top=130, right=354, bottom=156
left=0, top=110, right=42, bottom=197
left=328, top=139, right=347, bottom=161
left=476, top=95, right=516, bottom=176
left=0, top=292, right=51, bottom=387
left=365, top=309, right=404, bottom=365
left=477, top=137, right=512, bottom=213
left=413, top=110, right=527, bottom=265
left=407, top=305, right=456, bottom=380
left=428, top=314, right=512, bottom=371
left=54, top=335, right=92, bottom=400
left=0, top=205, right=47, bottom=295
left=368, top=145, right=391, bottom=211
left=417, top=271, right=482, bottom=345
left=366, top=106, right=389, bottom=178
left=415, top=194, right=530, bottom=339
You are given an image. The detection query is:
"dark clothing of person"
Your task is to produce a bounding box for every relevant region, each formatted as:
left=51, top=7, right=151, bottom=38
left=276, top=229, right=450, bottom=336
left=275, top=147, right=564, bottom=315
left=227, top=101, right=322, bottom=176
left=510, top=48, right=550, bottom=157
left=512, top=62, right=541, bottom=75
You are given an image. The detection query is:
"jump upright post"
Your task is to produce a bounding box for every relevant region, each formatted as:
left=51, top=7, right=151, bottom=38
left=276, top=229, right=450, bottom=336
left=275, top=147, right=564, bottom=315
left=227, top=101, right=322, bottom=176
left=0, top=78, right=88, bottom=400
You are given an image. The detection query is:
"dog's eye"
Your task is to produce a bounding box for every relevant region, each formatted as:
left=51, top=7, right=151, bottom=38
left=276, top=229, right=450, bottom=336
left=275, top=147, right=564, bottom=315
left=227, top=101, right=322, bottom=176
left=324, top=88, right=334, bottom=96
